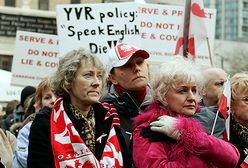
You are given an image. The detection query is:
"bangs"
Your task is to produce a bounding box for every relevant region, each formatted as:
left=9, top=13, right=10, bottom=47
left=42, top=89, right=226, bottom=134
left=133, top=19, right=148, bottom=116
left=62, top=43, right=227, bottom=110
left=231, top=73, right=248, bottom=100
left=82, top=56, right=105, bottom=71
left=151, top=55, right=204, bottom=103
left=171, top=73, right=199, bottom=88
left=232, top=82, right=248, bottom=100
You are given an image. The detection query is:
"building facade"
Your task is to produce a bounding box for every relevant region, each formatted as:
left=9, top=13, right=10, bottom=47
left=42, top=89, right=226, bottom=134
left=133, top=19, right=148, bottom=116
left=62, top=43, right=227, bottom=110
left=204, top=0, right=248, bottom=42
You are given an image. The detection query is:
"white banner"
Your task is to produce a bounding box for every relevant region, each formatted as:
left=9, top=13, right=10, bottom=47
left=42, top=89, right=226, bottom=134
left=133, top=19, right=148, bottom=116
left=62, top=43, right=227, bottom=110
left=56, top=3, right=216, bottom=67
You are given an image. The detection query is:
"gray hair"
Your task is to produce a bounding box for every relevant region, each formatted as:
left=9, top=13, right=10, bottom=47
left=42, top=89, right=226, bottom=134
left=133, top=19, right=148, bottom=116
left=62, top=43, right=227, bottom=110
left=202, top=67, right=227, bottom=86
left=152, top=56, right=204, bottom=103
left=50, top=48, right=106, bottom=98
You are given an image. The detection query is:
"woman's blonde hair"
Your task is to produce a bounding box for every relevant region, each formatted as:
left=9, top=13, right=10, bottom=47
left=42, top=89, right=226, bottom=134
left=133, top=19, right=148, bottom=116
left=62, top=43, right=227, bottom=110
left=152, top=56, right=203, bottom=104
left=35, top=78, right=51, bottom=109
left=231, top=72, right=248, bottom=105
left=50, top=48, right=106, bottom=98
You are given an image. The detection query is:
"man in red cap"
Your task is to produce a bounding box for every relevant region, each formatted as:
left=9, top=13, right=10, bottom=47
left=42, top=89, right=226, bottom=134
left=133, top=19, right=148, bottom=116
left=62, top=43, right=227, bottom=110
left=100, top=43, right=152, bottom=163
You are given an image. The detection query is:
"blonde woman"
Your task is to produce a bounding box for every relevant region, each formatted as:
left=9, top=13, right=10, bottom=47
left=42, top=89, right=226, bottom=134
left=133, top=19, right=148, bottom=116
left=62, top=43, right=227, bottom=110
left=230, top=72, right=248, bottom=166
left=132, top=57, right=240, bottom=168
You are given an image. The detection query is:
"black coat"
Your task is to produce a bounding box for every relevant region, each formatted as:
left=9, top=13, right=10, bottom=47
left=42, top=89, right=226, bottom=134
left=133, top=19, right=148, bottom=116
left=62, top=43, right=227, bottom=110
left=230, top=118, right=248, bottom=167
left=27, top=99, right=131, bottom=168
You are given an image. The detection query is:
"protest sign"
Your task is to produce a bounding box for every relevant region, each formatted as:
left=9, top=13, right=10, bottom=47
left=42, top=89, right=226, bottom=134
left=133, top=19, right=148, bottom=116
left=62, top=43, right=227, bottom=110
left=56, top=3, right=140, bottom=64
left=0, top=69, right=23, bottom=102
left=11, top=31, right=59, bottom=87
left=138, top=3, right=216, bottom=66
left=56, top=3, right=216, bottom=66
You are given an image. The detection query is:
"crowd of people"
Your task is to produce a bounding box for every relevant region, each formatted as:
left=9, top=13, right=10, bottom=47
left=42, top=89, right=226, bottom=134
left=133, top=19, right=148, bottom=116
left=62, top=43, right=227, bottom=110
left=0, top=43, right=247, bottom=168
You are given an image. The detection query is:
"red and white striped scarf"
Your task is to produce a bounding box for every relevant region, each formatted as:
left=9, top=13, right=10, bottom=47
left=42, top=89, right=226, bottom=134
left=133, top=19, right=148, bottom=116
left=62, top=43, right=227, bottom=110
left=50, top=98, right=123, bottom=168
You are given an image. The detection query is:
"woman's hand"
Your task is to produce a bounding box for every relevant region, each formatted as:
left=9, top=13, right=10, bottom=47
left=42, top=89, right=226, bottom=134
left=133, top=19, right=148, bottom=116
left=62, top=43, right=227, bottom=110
left=150, top=115, right=181, bottom=140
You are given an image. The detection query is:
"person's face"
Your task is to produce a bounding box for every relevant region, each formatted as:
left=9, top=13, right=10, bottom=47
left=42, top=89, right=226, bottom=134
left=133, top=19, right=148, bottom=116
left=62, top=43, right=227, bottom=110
left=162, top=82, right=197, bottom=116
left=41, top=88, right=56, bottom=108
left=232, top=94, right=248, bottom=127
left=204, top=72, right=227, bottom=106
left=69, top=61, right=103, bottom=109
left=109, top=55, right=149, bottom=91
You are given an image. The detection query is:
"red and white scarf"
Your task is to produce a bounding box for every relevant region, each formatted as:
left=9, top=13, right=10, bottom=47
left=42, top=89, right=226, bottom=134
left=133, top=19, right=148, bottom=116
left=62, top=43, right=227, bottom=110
left=241, top=156, right=248, bottom=168
left=50, top=98, right=123, bottom=168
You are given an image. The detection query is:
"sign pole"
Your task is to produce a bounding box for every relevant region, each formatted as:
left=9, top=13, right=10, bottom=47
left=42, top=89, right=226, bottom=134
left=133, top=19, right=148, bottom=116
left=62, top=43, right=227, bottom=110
left=182, top=0, right=191, bottom=58
left=206, top=37, right=213, bottom=66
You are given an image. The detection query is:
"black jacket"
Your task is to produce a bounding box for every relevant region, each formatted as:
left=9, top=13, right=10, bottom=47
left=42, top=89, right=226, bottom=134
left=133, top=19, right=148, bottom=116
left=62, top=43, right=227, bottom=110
left=100, top=86, right=152, bottom=168
left=100, top=85, right=152, bottom=134
left=230, top=118, right=248, bottom=167
left=27, top=99, right=131, bottom=168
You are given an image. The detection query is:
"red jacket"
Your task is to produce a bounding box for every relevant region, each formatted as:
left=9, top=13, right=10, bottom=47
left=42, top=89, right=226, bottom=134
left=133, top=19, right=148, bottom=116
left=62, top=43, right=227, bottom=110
left=132, top=102, right=240, bottom=168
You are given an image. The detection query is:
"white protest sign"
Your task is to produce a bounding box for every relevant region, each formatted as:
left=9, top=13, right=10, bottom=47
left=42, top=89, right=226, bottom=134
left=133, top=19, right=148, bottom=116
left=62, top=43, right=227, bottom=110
left=11, top=31, right=59, bottom=87
left=56, top=3, right=140, bottom=65
left=138, top=4, right=216, bottom=66
left=0, top=70, right=23, bottom=102
left=56, top=3, right=216, bottom=67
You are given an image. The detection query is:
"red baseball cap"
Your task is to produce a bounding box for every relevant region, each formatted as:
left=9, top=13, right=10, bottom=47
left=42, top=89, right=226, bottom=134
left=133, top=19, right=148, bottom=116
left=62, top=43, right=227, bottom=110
left=107, top=43, right=149, bottom=72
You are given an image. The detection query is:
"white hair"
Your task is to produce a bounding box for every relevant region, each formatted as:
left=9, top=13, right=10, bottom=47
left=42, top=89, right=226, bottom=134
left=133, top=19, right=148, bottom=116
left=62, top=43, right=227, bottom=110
left=152, top=56, right=204, bottom=103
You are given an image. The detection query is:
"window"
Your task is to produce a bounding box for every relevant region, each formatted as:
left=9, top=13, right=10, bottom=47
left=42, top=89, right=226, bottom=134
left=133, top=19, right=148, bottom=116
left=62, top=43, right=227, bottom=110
left=0, top=55, right=13, bottom=71
left=71, top=0, right=81, bottom=3
left=243, top=11, right=248, bottom=17
left=244, top=18, right=248, bottom=25
left=244, top=2, right=248, bottom=8
left=242, top=26, right=248, bottom=32
left=5, top=0, right=15, bottom=7
left=39, top=0, right=49, bottom=10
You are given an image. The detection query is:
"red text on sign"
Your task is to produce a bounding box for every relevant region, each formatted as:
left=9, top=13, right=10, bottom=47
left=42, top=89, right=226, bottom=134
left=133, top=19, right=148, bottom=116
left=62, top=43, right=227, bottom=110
left=19, top=35, right=46, bottom=43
